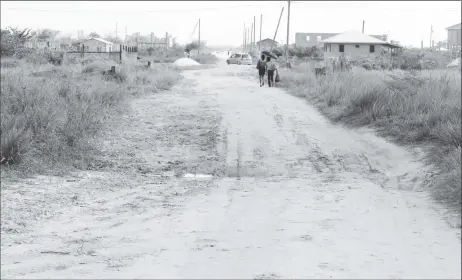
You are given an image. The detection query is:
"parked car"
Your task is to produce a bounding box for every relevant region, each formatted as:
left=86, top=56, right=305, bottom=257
left=227, top=53, right=252, bottom=65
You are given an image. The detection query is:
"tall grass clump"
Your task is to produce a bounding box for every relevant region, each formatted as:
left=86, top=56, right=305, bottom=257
left=282, top=62, right=461, bottom=211
left=0, top=55, right=182, bottom=173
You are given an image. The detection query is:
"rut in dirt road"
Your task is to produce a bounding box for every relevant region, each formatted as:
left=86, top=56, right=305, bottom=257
left=1, top=63, right=460, bottom=279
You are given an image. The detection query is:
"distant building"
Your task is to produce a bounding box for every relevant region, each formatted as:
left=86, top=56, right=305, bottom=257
left=256, top=38, right=279, bottom=50
left=321, top=30, right=401, bottom=59
left=79, top=37, right=115, bottom=52
left=296, top=32, right=381, bottom=48
left=446, top=23, right=461, bottom=52
left=24, top=40, right=61, bottom=50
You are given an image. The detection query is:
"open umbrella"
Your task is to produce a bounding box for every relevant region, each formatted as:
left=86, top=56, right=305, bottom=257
left=261, top=50, right=278, bottom=59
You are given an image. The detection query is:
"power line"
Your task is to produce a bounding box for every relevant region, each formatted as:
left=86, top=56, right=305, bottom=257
left=5, top=2, right=286, bottom=14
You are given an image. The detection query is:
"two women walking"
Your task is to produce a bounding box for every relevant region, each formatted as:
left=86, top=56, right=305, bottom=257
left=256, top=54, right=278, bottom=87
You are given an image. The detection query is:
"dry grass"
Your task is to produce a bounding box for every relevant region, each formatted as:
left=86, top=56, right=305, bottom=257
left=138, top=55, right=180, bottom=63
left=192, top=54, right=219, bottom=65
left=280, top=62, right=461, bottom=211
left=0, top=56, right=182, bottom=175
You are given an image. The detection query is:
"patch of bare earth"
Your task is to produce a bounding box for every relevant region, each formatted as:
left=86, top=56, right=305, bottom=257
left=1, top=75, right=224, bottom=278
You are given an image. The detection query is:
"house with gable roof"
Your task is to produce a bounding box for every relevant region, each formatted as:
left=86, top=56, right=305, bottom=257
left=321, top=30, right=401, bottom=59
left=79, top=37, right=115, bottom=52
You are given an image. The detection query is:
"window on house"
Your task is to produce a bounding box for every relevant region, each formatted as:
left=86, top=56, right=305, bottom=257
left=329, top=44, right=331, bottom=52
left=370, top=45, right=375, bottom=53
left=306, top=35, right=310, bottom=41
left=317, top=36, right=322, bottom=41
left=355, top=45, right=360, bottom=48
left=339, top=44, right=344, bottom=52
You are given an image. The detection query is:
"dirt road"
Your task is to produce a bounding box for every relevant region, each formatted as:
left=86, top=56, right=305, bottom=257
left=1, top=62, right=460, bottom=279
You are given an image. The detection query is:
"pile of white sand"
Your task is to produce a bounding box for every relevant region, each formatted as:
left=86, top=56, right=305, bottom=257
left=173, top=58, right=200, bottom=67
left=447, top=58, right=461, bottom=68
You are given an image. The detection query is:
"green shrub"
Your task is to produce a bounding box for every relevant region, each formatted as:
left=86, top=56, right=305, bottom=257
left=361, top=62, right=372, bottom=70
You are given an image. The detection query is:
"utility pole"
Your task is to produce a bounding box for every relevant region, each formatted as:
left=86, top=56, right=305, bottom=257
left=165, top=32, right=168, bottom=50
left=271, top=7, right=285, bottom=51
left=430, top=25, right=433, bottom=49
left=259, top=14, right=262, bottom=51
left=151, top=32, right=154, bottom=48
left=253, top=16, right=256, bottom=51
left=249, top=25, right=251, bottom=52
left=243, top=23, right=246, bottom=52
left=116, top=22, right=118, bottom=39
left=246, top=27, right=249, bottom=52
left=198, top=18, right=201, bottom=55
left=249, top=27, right=251, bottom=52
left=245, top=25, right=247, bottom=52
left=124, top=26, right=127, bottom=43
left=286, top=1, right=291, bottom=65
left=251, top=23, right=254, bottom=52
left=242, top=23, right=245, bottom=52
left=251, top=22, right=254, bottom=52
left=362, top=20, right=365, bottom=33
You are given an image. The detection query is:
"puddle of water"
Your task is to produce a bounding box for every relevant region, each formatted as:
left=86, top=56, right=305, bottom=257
left=183, top=173, right=214, bottom=179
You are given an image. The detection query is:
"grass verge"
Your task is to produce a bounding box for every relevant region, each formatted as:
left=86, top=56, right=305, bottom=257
left=279, top=62, right=461, bottom=212
left=0, top=56, right=182, bottom=176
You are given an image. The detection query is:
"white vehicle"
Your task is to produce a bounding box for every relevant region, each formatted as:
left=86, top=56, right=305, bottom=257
left=226, top=53, right=252, bottom=65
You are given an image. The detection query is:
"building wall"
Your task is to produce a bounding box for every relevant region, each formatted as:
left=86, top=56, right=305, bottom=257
left=295, top=32, right=383, bottom=48
left=64, top=49, right=137, bottom=64
left=323, top=43, right=380, bottom=59
left=448, top=29, right=461, bottom=48
left=295, top=33, right=338, bottom=47
left=24, top=40, right=61, bottom=50
left=257, top=41, right=278, bottom=51
left=81, top=39, right=113, bottom=52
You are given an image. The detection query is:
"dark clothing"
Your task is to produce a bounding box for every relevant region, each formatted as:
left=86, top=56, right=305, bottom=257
left=257, top=60, right=266, bottom=70
left=267, top=70, right=275, bottom=87
left=257, top=59, right=267, bottom=86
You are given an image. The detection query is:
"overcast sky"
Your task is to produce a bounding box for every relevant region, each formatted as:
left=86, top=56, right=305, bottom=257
left=1, top=1, right=460, bottom=47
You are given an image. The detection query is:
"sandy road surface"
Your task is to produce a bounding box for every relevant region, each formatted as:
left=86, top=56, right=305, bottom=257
left=1, top=62, right=460, bottom=279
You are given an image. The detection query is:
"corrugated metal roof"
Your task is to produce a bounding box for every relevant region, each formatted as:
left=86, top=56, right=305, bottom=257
left=321, top=30, right=388, bottom=44
left=83, top=37, right=114, bottom=45
left=446, top=23, right=461, bottom=30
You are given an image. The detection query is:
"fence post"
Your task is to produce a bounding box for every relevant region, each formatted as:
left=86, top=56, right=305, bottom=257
left=81, top=44, right=85, bottom=59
